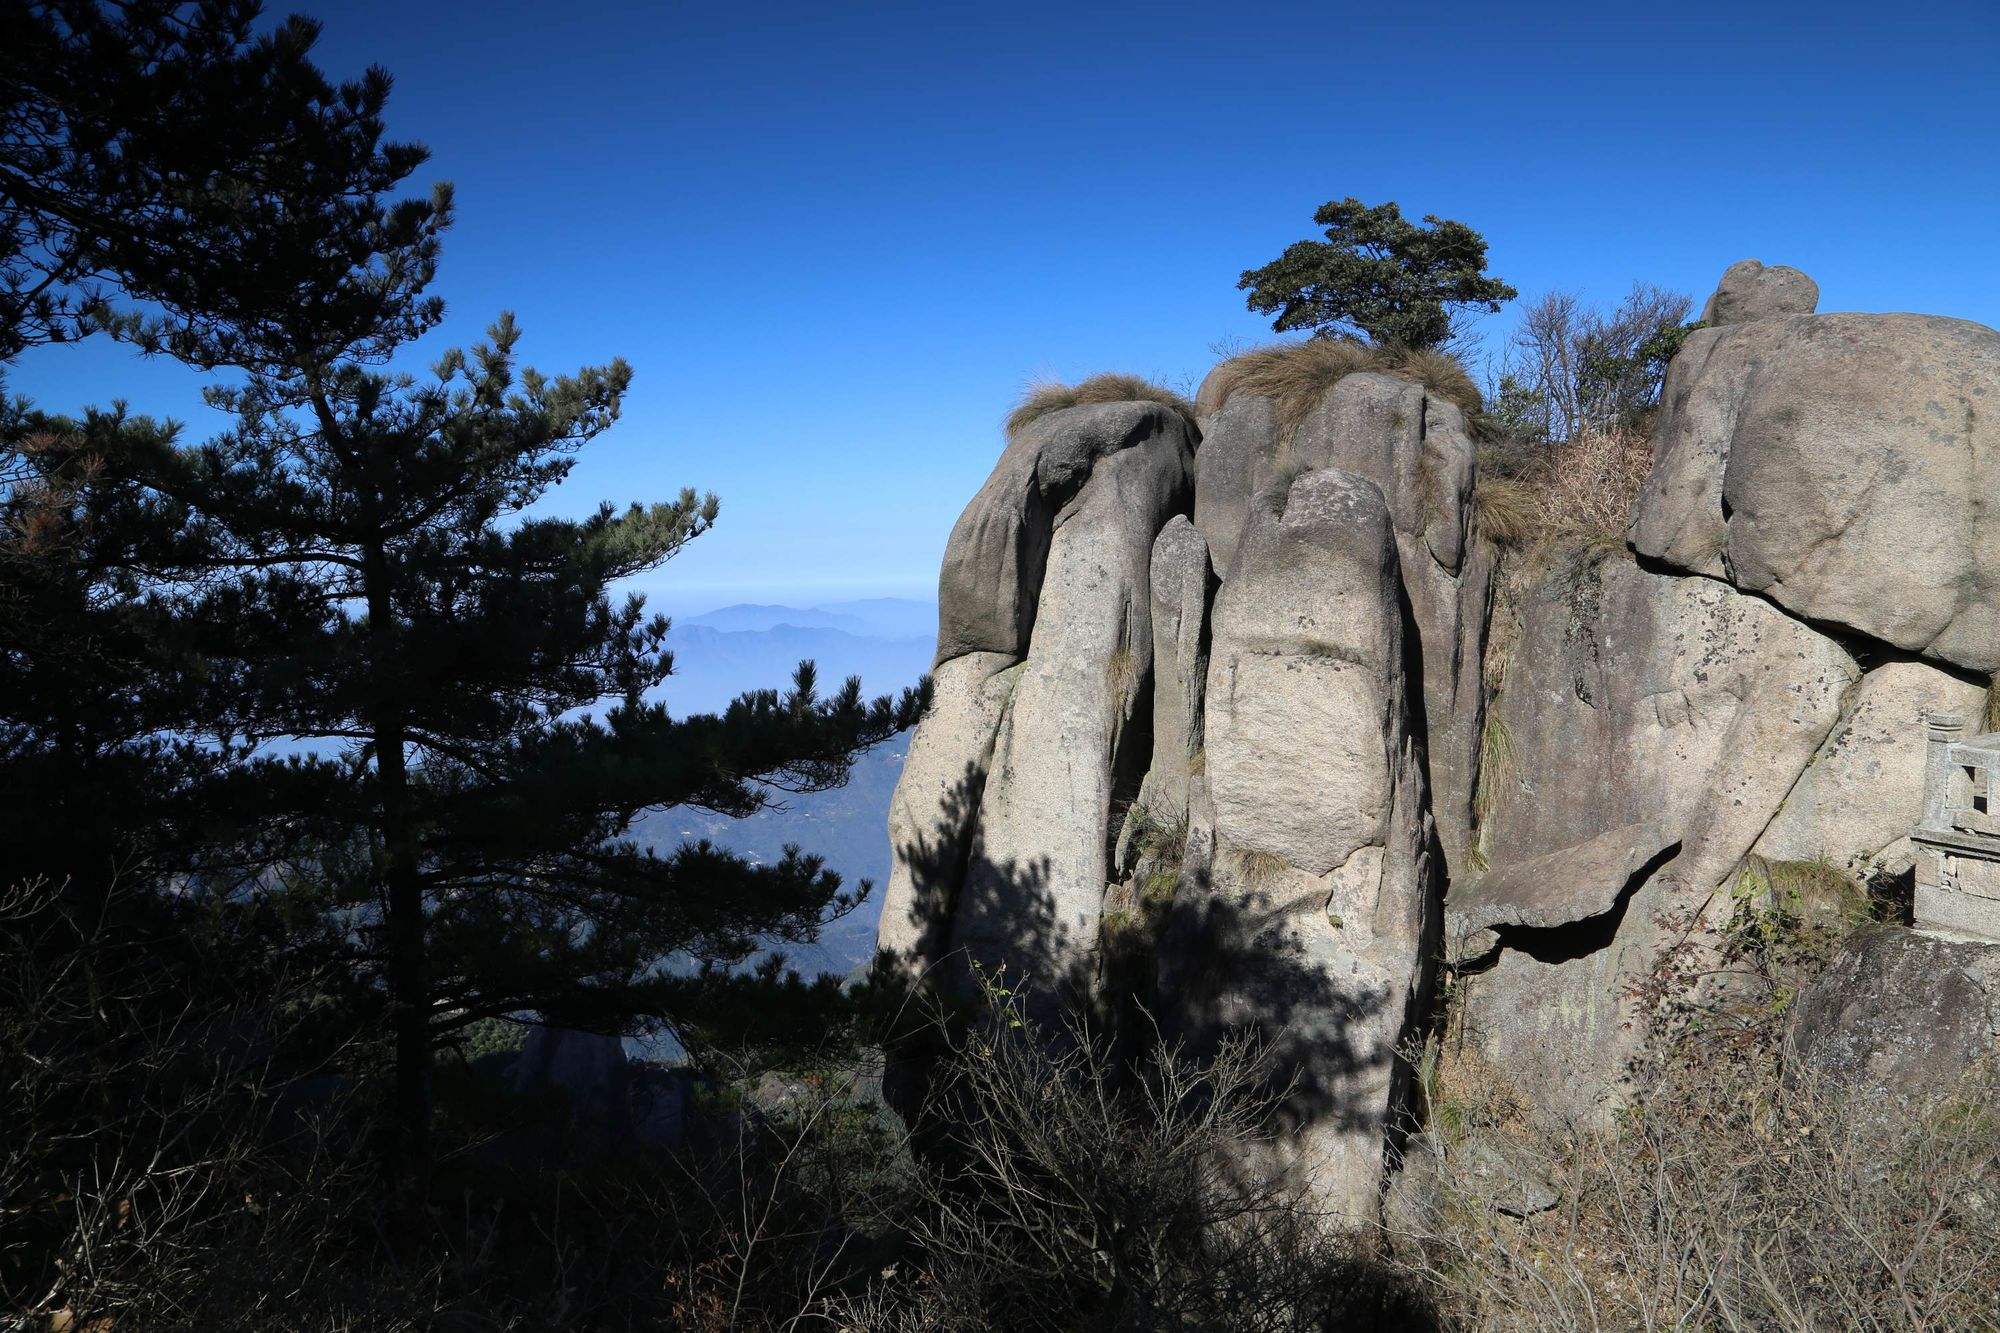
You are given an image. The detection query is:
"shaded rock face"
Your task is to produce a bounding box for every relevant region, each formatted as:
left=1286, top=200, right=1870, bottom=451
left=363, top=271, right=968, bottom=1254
left=1119, top=515, right=1212, bottom=854
left=1787, top=926, right=2000, bottom=1113
left=1179, top=468, right=1438, bottom=1222
left=1633, top=309, right=2000, bottom=673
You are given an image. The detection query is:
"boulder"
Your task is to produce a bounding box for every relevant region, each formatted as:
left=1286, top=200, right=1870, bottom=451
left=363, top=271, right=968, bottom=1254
left=933, top=430, right=1053, bottom=665
left=1462, top=555, right=1856, bottom=1116
left=509, top=1027, right=631, bottom=1143
left=1632, top=307, right=2000, bottom=673
left=1181, top=467, right=1439, bottom=1221
left=1752, top=660, right=1988, bottom=876
left=1699, top=258, right=1819, bottom=326
left=1786, top=926, right=2000, bottom=1113
left=948, top=402, right=1197, bottom=993
left=935, top=400, right=1191, bottom=665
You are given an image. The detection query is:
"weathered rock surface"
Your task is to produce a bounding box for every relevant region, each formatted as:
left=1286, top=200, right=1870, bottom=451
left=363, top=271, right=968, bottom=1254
left=1752, top=659, right=1988, bottom=876
left=1290, top=374, right=1491, bottom=874
left=1191, top=369, right=1493, bottom=873
left=1191, top=389, right=1278, bottom=577
left=1462, top=555, right=1856, bottom=1114
left=1699, top=258, right=1819, bottom=326
left=1633, top=285, right=2000, bottom=673
left=1786, top=926, right=2000, bottom=1112
left=1180, top=467, right=1439, bottom=1221
left=949, top=402, right=1196, bottom=989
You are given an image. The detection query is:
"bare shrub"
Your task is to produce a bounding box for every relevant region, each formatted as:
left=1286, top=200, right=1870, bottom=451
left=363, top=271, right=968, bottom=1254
left=1492, top=284, right=1693, bottom=443
left=834, top=975, right=1429, bottom=1331
left=0, top=878, right=415, bottom=1330
left=1395, top=1061, right=2000, bottom=1332
left=1005, top=373, right=1198, bottom=439
left=1474, top=425, right=1652, bottom=559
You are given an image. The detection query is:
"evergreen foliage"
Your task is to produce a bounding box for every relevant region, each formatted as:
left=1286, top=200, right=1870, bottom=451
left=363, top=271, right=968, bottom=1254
left=1, top=0, right=929, bottom=1228
left=1238, top=197, right=1517, bottom=349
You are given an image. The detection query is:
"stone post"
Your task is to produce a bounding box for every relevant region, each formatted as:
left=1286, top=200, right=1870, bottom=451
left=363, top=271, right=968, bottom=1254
left=1924, top=711, right=1966, bottom=828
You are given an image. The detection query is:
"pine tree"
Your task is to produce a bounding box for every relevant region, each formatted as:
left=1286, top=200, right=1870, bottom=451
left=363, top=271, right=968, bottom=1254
left=5, top=1, right=929, bottom=1227
left=1238, top=197, right=1516, bottom=349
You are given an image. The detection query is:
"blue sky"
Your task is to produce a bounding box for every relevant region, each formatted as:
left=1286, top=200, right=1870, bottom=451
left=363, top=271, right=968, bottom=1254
left=11, top=0, right=1999, bottom=614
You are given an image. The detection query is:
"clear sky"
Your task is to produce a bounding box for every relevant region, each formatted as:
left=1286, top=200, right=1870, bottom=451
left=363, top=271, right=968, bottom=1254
left=11, top=0, right=1999, bottom=614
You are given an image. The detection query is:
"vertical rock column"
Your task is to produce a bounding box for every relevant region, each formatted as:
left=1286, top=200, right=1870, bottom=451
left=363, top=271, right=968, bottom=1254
left=1176, top=467, right=1440, bottom=1221
left=949, top=404, right=1196, bottom=999
left=875, top=400, right=1196, bottom=1006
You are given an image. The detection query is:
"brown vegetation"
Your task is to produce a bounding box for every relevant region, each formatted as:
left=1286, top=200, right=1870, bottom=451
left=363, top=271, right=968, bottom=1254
left=1473, top=425, right=1653, bottom=561
left=1395, top=883, right=2000, bottom=1331
left=832, top=976, right=1426, bottom=1331
left=1005, top=373, right=1199, bottom=439
left=1205, top=339, right=1483, bottom=438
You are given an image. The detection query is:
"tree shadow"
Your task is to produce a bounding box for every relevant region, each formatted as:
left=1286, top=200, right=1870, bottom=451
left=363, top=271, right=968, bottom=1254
left=1157, top=866, right=1397, bottom=1170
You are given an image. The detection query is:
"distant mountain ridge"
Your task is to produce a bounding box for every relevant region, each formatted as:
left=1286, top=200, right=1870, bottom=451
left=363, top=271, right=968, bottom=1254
left=681, top=597, right=936, bottom=641
left=656, top=597, right=935, bottom=717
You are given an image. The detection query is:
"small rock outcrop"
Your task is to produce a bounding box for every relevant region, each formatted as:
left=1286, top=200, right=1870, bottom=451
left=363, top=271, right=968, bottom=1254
left=1698, top=257, right=1819, bottom=325
left=1787, top=926, right=2000, bottom=1112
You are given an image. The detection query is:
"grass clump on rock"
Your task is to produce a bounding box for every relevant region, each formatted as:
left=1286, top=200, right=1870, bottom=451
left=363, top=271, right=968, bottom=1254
left=1004, top=372, right=1198, bottom=439
left=1205, top=338, right=1484, bottom=437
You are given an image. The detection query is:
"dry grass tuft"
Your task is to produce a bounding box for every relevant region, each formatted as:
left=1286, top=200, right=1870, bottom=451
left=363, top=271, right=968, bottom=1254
left=1388, top=346, right=1482, bottom=420
left=1473, top=425, right=1652, bottom=560
left=1004, top=372, right=1197, bottom=439
left=1985, top=674, right=2000, bottom=733
left=1468, top=711, right=1515, bottom=869
left=1206, top=339, right=1484, bottom=439
left=1105, top=645, right=1140, bottom=699
left=1469, top=477, right=1537, bottom=548
left=1205, top=338, right=1381, bottom=438
left=1234, top=845, right=1293, bottom=890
